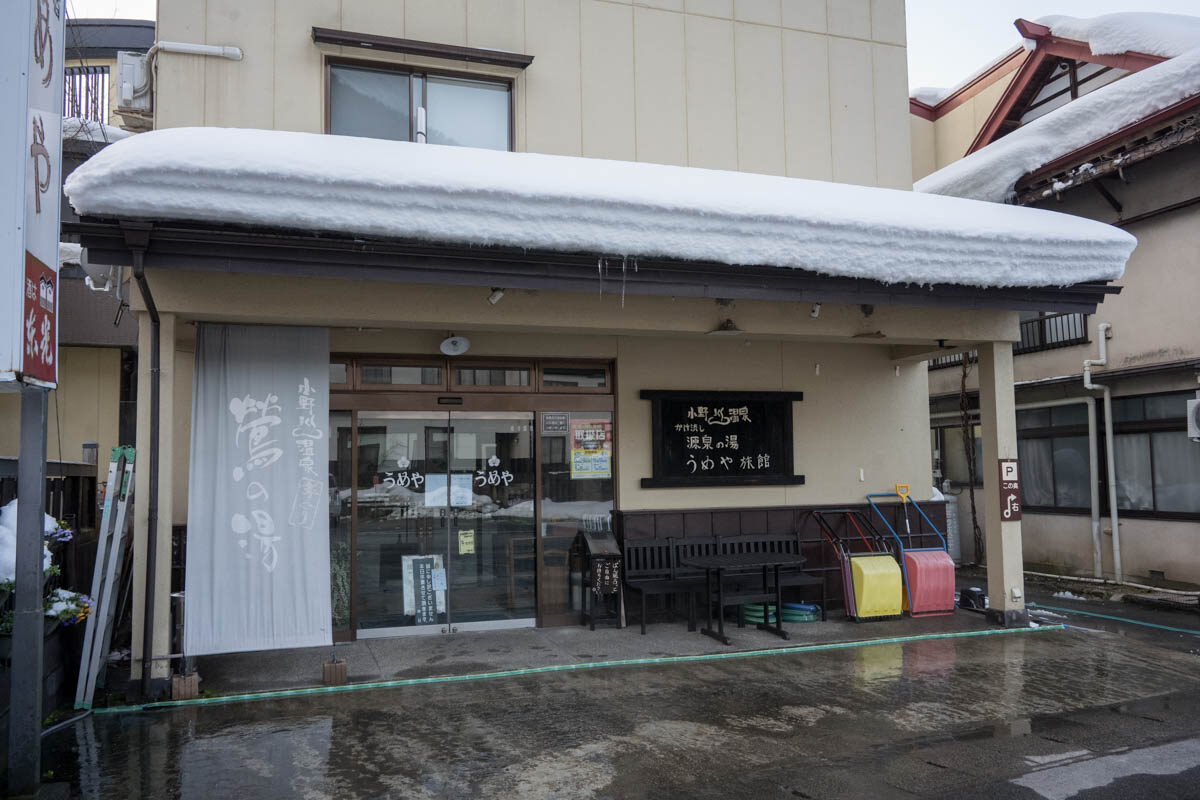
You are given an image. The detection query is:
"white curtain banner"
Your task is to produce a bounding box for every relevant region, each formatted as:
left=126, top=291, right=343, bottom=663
left=185, top=324, right=332, bottom=655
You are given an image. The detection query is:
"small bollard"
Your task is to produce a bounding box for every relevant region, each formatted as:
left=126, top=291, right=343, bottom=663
left=172, top=672, right=199, bottom=700
left=323, top=653, right=347, bottom=686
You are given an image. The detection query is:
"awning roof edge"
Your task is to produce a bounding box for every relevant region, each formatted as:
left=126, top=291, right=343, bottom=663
left=63, top=127, right=1136, bottom=293
left=69, top=218, right=1120, bottom=316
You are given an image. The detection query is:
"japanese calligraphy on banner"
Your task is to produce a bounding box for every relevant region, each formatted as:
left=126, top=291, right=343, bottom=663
left=185, top=324, right=332, bottom=656
left=640, top=390, right=805, bottom=488
left=2, top=0, right=65, bottom=387
left=570, top=418, right=612, bottom=480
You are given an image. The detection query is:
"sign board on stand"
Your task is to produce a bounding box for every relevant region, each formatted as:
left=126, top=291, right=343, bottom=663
left=2, top=0, right=65, bottom=390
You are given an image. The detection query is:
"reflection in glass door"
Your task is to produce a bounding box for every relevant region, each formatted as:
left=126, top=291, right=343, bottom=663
left=352, top=411, right=536, bottom=636
left=447, top=413, right=536, bottom=628
left=538, top=412, right=614, bottom=625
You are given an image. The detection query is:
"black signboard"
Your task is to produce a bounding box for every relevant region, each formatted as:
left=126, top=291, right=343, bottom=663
left=640, top=390, right=805, bottom=488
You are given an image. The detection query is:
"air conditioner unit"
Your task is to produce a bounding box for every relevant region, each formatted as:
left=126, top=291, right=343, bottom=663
left=1188, top=399, right=1200, bottom=442
left=116, top=51, right=152, bottom=114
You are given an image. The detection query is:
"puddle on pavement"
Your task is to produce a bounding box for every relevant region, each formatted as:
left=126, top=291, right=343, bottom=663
left=38, top=629, right=1200, bottom=799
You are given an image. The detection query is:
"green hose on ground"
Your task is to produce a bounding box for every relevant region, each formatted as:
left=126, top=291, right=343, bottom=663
left=91, top=624, right=1064, bottom=716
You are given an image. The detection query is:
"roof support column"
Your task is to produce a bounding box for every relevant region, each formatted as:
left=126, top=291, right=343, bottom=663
left=978, top=340, right=1029, bottom=627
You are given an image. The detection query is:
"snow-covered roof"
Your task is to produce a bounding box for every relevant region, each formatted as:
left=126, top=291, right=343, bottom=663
left=909, top=47, right=1023, bottom=108
left=1037, top=12, right=1200, bottom=59
left=63, top=117, right=133, bottom=144
left=64, top=127, right=1135, bottom=289
left=917, top=43, right=1200, bottom=202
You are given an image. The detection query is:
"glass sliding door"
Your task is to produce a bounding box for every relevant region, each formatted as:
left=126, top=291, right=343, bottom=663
left=352, top=411, right=536, bottom=636
left=446, top=412, right=536, bottom=629
left=355, top=412, right=451, bottom=635
left=537, top=412, right=614, bottom=625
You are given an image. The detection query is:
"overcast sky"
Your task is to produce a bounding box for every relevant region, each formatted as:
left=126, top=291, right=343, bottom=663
left=68, top=0, right=1199, bottom=92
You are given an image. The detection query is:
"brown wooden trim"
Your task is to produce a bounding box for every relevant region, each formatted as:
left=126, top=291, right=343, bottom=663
left=355, top=355, right=449, bottom=392
left=349, top=409, right=359, bottom=638
left=908, top=98, right=936, bottom=121
left=329, top=356, right=352, bottom=391
left=536, top=360, right=612, bottom=394
left=1018, top=93, right=1200, bottom=186
left=909, top=47, right=1025, bottom=121
left=968, top=22, right=1167, bottom=154
left=533, top=411, right=545, bottom=626
left=332, top=391, right=613, bottom=413
left=314, top=27, right=534, bottom=69
left=451, top=361, right=536, bottom=393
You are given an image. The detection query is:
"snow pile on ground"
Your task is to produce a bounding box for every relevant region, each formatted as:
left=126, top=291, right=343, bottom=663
left=65, top=127, right=1135, bottom=289
left=1038, top=12, right=1200, bottom=58
left=916, top=45, right=1200, bottom=202
left=1052, top=590, right=1089, bottom=601
left=63, top=117, right=133, bottom=144
left=0, top=499, right=55, bottom=582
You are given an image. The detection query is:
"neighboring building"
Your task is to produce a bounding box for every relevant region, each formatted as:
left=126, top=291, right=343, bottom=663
left=62, top=1, right=1135, bottom=691
left=0, top=18, right=146, bottom=511
left=914, top=14, right=1200, bottom=585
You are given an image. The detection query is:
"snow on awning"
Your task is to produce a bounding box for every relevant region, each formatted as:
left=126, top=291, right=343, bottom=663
left=64, top=127, right=1135, bottom=289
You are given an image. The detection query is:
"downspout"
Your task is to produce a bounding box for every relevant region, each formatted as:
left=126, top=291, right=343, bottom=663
left=1084, top=323, right=1122, bottom=583
left=125, top=225, right=160, bottom=699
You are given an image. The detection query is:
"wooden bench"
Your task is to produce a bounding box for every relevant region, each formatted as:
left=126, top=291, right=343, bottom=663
left=622, top=534, right=826, bottom=634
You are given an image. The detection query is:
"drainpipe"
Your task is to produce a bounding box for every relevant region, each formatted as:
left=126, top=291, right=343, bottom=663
left=1084, top=323, right=1122, bottom=583
left=125, top=225, right=160, bottom=698
left=931, top=396, right=1101, bottom=576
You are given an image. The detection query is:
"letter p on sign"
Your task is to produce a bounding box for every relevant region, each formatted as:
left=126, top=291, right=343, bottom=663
left=999, top=459, right=1021, bottom=521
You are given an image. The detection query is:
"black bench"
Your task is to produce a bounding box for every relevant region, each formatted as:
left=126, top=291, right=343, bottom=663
left=622, top=534, right=826, bottom=634
left=622, top=537, right=711, bottom=635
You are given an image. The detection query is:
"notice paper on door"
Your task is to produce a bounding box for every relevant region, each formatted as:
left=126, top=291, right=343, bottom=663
left=458, top=529, right=476, bottom=555
left=431, top=568, right=447, bottom=592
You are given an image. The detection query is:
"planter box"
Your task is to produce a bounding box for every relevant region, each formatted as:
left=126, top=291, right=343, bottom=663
left=0, top=623, right=86, bottom=717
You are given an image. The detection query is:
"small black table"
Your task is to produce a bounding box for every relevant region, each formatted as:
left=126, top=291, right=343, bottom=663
left=680, top=552, right=807, bottom=645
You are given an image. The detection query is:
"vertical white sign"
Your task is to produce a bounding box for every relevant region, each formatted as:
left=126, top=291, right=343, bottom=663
left=1, top=0, right=64, bottom=388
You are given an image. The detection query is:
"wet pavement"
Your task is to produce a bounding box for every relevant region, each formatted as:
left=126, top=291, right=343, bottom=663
left=38, top=616, right=1200, bottom=799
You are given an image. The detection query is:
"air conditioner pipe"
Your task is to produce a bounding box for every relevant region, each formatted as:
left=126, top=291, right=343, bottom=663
left=147, top=41, right=243, bottom=62
left=931, top=396, right=1101, bottom=577
left=1084, top=323, right=1122, bottom=584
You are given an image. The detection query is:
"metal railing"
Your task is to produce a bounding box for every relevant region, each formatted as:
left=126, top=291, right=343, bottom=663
left=64, top=65, right=109, bottom=123
left=928, top=313, right=1089, bottom=370
left=1014, top=312, right=1089, bottom=355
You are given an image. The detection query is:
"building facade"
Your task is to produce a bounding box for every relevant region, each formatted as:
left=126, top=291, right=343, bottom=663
left=915, top=15, right=1200, bottom=585
left=62, top=1, right=1136, bottom=689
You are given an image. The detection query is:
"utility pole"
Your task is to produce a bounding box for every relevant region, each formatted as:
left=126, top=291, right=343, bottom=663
left=3, top=0, right=65, bottom=795
left=9, top=387, right=49, bottom=795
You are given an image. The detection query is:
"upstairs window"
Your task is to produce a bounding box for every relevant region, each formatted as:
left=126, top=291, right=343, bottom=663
left=328, top=63, right=510, bottom=151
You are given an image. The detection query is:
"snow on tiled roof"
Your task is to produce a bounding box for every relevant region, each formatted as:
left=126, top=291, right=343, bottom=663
left=916, top=39, right=1200, bottom=203
left=64, top=127, right=1135, bottom=289
left=1037, top=12, right=1200, bottom=58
